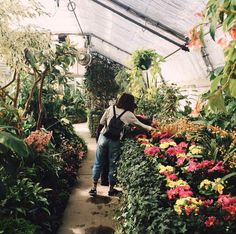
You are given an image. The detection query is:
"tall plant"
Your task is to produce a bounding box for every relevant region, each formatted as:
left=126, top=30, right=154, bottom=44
left=84, top=52, right=122, bottom=110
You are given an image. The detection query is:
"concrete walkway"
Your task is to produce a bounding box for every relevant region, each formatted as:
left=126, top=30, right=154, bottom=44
left=58, top=123, right=119, bottom=234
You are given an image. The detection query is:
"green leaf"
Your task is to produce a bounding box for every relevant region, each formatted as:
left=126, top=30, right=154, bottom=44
left=208, top=91, right=226, bottom=113
left=209, top=19, right=217, bottom=40
left=221, top=172, right=236, bottom=182
left=210, top=75, right=222, bottom=92
left=223, top=14, right=235, bottom=31
left=213, top=66, right=224, bottom=76
left=229, top=79, right=236, bottom=98
left=0, top=131, right=29, bottom=157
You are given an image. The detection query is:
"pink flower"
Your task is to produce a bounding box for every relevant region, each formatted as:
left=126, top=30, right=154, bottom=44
left=208, top=161, right=225, bottom=173
left=197, top=160, right=215, bottom=169
left=203, top=199, right=214, bottom=207
left=205, top=216, right=217, bottom=227
left=178, top=142, right=188, bottom=148
left=186, top=160, right=198, bottom=172
left=144, top=146, right=160, bottom=156
left=179, top=190, right=193, bottom=198
left=160, top=138, right=175, bottom=143
left=176, top=157, right=186, bottom=166
left=159, top=131, right=171, bottom=139
left=185, top=206, right=195, bottom=216
left=167, top=174, right=178, bottom=181
left=166, top=147, right=177, bottom=156
left=218, top=195, right=236, bottom=206
left=167, top=189, right=178, bottom=199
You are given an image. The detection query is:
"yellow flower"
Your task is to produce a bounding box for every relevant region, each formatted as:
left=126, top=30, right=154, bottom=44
left=189, top=145, right=202, bottom=155
left=159, top=165, right=175, bottom=174
left=176, top=153, right=186, bottom=158
left=169, top=142, right=177, bottom=146
left=199, top=179, right=213, bottom=189
left=167, top=179, right=188, bottom=188
left=160, top=142, right=170, bottom=149
left=214, top=183, right=224, bottom=194
left=174, top=205, right=182, bottom=215
left=214, top=178, right=224, bottom=194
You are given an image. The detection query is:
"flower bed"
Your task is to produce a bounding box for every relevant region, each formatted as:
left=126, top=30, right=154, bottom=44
left=117, top=122, right=236, bottom=233
left=0, top=122, right=87, bottom=234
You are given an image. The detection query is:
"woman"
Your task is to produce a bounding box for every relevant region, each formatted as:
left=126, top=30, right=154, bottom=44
left=89, top=93, right=154, bottom=196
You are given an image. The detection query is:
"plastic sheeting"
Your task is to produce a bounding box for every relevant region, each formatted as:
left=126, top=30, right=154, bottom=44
left=20, top=0, right=225, bottom=92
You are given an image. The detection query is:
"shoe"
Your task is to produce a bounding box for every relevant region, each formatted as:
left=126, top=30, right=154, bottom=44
left=108, top=188, right=122, bottom=196
left=89, top=188, right=97, bottom=197
left=101, top=181, right=109, bottom=186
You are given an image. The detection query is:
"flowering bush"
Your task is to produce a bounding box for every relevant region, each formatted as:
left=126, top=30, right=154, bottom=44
left=25, top=129, right=52, bottom=152
left=117, top=122, right=236, bottom=233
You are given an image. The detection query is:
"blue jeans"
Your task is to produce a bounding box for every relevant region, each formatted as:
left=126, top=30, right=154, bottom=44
left=92, top=134, right=120, bottom=186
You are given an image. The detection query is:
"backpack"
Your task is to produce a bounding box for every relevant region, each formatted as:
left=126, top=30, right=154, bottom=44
left=103, top=106, right=127, bottom=140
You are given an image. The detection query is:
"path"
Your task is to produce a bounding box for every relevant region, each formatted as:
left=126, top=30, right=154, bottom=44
left=58, top=123, right=119, bottom=234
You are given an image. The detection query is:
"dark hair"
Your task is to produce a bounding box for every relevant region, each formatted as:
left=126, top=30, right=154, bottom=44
left=116, top=93, right=136, bottom=112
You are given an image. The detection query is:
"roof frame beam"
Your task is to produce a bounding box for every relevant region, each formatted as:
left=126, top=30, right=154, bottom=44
left=91, top=0, right=189, bottom=50
left=108, top=0, right=186, bottom=41
left=51, top=32, right=132, bottom=55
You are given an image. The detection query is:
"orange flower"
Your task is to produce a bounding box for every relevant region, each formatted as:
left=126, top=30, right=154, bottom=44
left=188, top=28, right=203, bottom=49
left=217, top=37, right=229, bottom=47
left=194, top=11, right=204, bottom=17
left=229, top=27, right=236, bottom=40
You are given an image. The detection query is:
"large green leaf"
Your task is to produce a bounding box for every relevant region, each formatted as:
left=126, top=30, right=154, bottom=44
left=208, top=91, right=226, bottom=113
left=229, top=79, right=236, bottom=98
left=0, top=131, right=29, bottom=157
left=210, top=75, right=222, bottom=92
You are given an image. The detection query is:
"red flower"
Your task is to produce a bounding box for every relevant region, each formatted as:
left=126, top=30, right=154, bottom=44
left=205, top=216, right=217, bottom=227
left=144, top=146, right=160, bottom=156
left=135, top=134, right=147, bottom=139
left=167, top=174, right=178, bottom=181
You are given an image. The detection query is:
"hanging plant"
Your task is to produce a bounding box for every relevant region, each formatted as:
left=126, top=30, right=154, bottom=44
left=127, top=49, right=164, bottom=97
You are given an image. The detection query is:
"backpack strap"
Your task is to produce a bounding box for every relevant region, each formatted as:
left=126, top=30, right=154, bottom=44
left=113, top=105, right=127, bottom=119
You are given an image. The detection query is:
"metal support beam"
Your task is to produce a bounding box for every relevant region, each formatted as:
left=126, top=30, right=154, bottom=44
left=91, top=34, right=132, bottom=55
left=91, top=0, right=188, bottom=50
left=108, top=0, right=186, bottom=41
left=51, top=32, right=132, bottom=55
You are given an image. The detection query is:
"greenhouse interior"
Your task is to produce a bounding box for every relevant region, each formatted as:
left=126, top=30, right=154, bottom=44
left=0, top=0, right=236, bottom=233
